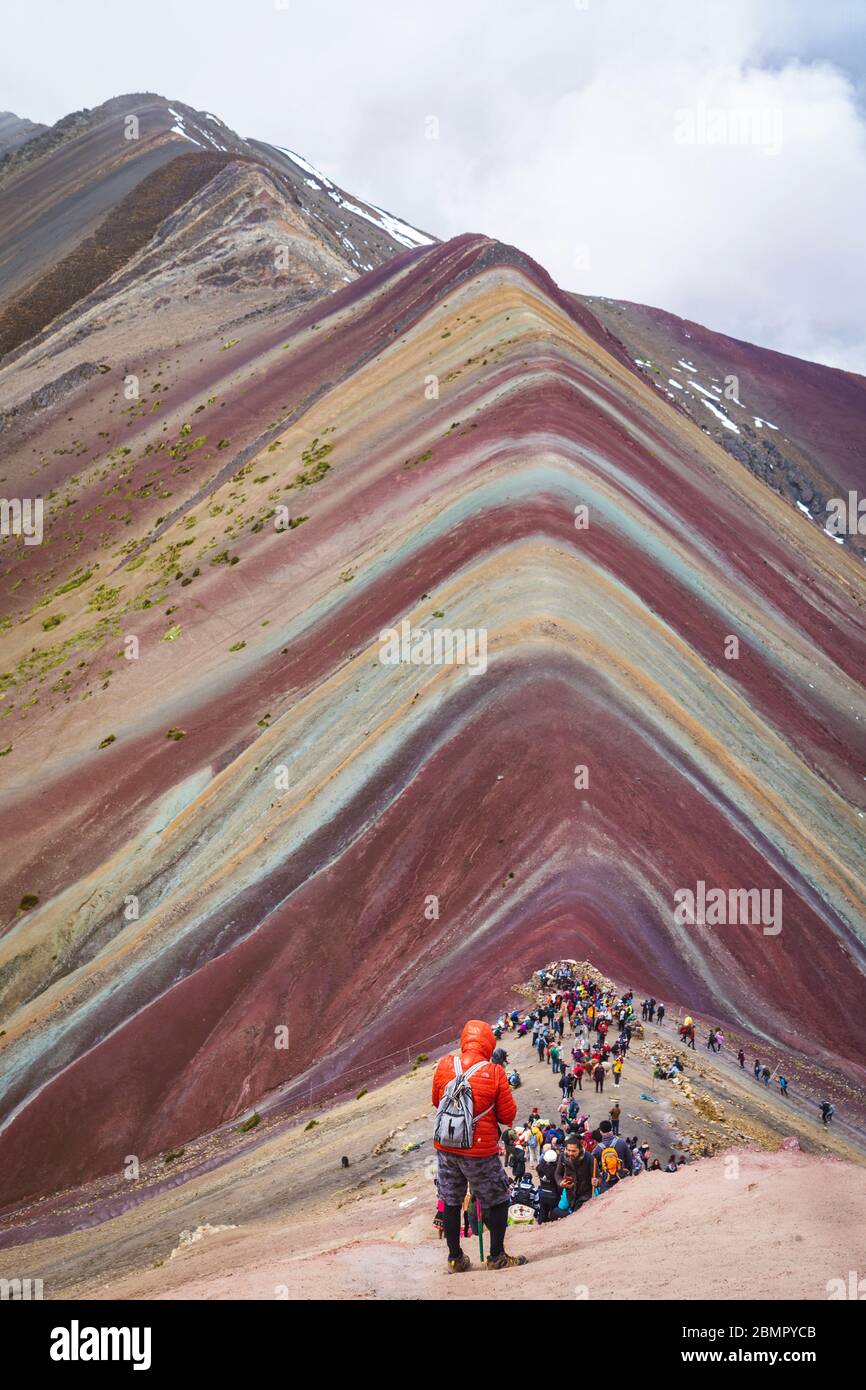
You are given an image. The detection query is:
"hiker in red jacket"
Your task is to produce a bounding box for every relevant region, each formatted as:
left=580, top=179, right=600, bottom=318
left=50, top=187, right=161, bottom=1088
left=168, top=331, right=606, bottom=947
left=432, top=1019, right=527, bottom=1273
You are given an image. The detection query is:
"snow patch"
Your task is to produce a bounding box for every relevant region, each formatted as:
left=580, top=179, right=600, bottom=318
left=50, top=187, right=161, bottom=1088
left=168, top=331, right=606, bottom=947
left=701, top=398, right=740, bottom=433
left=688, top=380, right=722, bottom=402
left=279, top=145, right=335, bottom=188
left=168, top=107, right=205, bottom=148
left=326, top=187, right=432, bottom=247
left=280, top=145, right=432, bottom=247
left=170, top=125, right=202, bottom=147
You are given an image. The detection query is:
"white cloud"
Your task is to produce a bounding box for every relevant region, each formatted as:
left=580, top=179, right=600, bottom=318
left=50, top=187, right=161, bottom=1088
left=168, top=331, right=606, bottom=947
left=428, top=51, right=866, bottom=371
left=4, top=0, right=865, bottom=370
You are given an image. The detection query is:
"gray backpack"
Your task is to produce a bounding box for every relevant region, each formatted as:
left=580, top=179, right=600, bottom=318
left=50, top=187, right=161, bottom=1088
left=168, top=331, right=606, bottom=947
left=434, top=1055, right=494, bottom=1149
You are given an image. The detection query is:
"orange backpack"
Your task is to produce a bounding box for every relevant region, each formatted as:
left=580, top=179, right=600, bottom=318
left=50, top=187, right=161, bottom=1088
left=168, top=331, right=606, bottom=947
left=599, top=1143, right=623, bottom=1181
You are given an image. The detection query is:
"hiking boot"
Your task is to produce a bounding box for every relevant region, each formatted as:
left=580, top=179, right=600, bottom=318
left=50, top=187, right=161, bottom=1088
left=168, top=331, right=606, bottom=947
left=486, top=1251, right=528, bottom=1270
left=448, top=1251, right=472, bottom=1273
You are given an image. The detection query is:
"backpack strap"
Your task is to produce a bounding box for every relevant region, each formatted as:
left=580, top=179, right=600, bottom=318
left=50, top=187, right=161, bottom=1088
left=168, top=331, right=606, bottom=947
left=462, top=1060, right=487, bottom=1082
left=456, top=1059, right=495, bottom=1121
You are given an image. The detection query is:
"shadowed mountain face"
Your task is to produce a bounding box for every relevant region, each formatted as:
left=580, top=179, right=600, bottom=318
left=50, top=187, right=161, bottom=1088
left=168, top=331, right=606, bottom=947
left=579, top=294, right=866, bottom=560
left=0, top=99, right=865, bottom=1212
left=0, top=92, right=433, bottom=362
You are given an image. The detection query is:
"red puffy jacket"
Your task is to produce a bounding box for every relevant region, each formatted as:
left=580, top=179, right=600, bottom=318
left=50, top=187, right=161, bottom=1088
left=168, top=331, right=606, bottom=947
left=432, top=1019, right=517, bottom=1157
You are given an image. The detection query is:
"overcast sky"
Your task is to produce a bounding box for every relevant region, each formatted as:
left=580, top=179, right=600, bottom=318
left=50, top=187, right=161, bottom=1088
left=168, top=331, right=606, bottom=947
left=3, top=0, right=865, bottom=371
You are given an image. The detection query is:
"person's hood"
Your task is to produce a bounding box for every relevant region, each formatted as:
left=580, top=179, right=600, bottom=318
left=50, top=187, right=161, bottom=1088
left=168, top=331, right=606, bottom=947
left=460, top=1018, right=496, bottom=1063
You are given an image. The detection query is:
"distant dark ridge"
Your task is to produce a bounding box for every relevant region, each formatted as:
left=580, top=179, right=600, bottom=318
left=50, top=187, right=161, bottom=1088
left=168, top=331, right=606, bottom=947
left=0, top=94, right=163, bottom=186
left=0, top=150, right=255, bottom=361
left=0, top=107, right=97, bottom=185
left=0, top=112, right=47, bottom=158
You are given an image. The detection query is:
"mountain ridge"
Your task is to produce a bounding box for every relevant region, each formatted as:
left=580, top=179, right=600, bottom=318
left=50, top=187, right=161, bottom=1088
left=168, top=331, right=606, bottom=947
left=0, top=97, right=864, bottom=1214
left=1, top=226, right=864, bottom=1206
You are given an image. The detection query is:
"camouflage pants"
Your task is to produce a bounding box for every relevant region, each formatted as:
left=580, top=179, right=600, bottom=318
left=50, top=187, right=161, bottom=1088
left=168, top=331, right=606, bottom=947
left=436, top=1149, right=512, bottom=1209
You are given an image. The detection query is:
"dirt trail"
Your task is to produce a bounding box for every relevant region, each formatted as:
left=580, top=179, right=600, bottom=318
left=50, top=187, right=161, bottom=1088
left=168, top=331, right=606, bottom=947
left=93, top=1148, right=866, bottom=1301
left=1, top=997, right=863, bottom=1300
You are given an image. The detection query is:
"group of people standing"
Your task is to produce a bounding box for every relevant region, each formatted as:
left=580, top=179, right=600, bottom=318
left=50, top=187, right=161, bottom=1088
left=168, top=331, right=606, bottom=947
left=431, top=964, right=840, bottom=1274
left=489, top=972, right=684, bottom=1224
left=496, top=972, right=636, bottom=1099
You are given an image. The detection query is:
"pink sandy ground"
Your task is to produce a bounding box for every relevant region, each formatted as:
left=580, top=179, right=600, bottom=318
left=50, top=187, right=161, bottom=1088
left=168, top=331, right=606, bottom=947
left=95, top=1149, right=865, bottom=1301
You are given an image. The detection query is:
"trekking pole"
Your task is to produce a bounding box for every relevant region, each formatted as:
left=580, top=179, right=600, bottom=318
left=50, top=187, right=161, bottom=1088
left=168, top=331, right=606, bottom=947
left=476, top=1197, right=484, bottom=1262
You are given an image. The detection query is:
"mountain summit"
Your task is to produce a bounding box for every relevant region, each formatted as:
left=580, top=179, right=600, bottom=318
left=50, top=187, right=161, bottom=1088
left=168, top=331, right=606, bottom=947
left=0, top=92, right=433, bottom=363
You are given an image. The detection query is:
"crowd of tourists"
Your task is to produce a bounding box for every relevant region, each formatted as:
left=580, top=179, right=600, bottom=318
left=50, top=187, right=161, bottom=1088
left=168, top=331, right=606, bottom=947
left=430, top=962, right=839, bottom=1273
left=431, top=969, right=683, bottom=1270
left=489, top=969, right=684, bottom=1226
